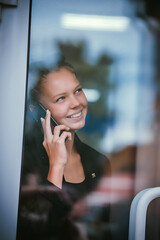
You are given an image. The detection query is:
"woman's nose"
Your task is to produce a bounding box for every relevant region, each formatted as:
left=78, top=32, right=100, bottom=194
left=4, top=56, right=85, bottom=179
left=69, top=95, right=80, bottom=108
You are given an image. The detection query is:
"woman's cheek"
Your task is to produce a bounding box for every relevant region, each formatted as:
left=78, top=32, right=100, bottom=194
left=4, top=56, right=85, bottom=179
left=83, top=96, right=88, bottom=109
left=82, top=92, right=88, bottom=106
left=50, top=105, right=67, bottom=120
left=51, top=108, right=61, bottom=119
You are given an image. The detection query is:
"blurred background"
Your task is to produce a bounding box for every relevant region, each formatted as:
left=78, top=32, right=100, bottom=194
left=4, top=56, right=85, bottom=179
left=23, top=0, right=160, bottom=239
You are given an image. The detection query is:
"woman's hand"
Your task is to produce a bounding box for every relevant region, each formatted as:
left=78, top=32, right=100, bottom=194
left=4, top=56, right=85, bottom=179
left=41, top=110, right=72, bottom=188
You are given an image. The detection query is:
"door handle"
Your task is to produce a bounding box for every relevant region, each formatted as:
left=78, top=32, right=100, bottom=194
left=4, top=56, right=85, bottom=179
left=128, top=187, right=160, bottom=240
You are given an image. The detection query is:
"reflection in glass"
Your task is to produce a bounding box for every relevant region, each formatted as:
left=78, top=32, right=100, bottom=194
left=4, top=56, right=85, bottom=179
left=17, top=0, right=160, bottom=240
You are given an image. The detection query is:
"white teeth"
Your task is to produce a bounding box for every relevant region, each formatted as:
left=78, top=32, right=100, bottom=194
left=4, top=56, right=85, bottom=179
left=70, top=111, right=82, bottom=118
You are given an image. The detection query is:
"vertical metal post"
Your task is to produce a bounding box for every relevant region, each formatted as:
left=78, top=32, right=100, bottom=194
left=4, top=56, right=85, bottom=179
left=0, top=0, right=30, bottom=239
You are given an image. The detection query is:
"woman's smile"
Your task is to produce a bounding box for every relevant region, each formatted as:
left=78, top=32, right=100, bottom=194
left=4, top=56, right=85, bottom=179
left=67, top=110, right=82, bottom=119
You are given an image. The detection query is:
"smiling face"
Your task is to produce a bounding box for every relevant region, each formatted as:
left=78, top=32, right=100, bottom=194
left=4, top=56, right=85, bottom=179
left=39, top=68, right=88, bottom=131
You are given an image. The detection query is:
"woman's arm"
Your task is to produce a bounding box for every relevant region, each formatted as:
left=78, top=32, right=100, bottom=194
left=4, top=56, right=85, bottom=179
left=47, top=163, right=65, bottom=189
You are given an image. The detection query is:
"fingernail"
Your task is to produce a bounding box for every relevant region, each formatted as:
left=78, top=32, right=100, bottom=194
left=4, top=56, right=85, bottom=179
left=40, top=117, right=44, bottom=123
left=46, top=109, right=50, bottom=114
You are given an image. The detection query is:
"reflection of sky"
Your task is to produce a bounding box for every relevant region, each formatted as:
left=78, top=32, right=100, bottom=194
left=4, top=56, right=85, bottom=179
left=30, top=0, right=155, bottom=152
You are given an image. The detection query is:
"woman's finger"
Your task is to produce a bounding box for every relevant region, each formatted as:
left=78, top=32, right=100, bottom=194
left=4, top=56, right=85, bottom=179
left=53, top=125, right=70, bottom=139
left=44, top=110, right=53, bottom=141
left=56, top=131, right=72, bottom=143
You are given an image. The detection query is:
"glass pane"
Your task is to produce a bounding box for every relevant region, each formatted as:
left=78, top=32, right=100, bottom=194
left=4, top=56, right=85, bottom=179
left=16, top=1, right=160, bottom=240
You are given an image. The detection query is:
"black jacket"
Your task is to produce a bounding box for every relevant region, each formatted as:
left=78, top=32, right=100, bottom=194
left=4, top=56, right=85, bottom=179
left=17, top=120, right=111, bottom=240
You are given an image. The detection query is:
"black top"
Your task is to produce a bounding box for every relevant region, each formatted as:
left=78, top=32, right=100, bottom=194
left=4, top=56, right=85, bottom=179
left=17, top=119, right=111, bottom=240
left=21, top=118, right=110, bottom=197
left=62, top=134, right=110, bottom=198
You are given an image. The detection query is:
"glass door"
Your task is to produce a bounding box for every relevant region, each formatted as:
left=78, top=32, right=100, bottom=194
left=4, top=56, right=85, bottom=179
left=17, top=1, right=160, bottom=239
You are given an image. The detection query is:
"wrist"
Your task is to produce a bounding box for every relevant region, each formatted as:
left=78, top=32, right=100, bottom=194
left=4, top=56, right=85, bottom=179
left=47, top=164, right=64, bottom=189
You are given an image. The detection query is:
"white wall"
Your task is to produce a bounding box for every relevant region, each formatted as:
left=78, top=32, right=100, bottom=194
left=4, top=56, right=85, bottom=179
left=0, top=0, right=30, bottom=239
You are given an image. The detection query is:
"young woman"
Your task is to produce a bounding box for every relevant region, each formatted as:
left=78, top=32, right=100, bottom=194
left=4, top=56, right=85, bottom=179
left=17, top=63, right=111, bottom=240
left=29, top=63, right=110, bottom=195
left=39, top=65, right=88, bottom=189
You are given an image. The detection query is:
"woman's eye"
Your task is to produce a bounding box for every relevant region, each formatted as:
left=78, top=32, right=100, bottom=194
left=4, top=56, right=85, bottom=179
left=75, top=88, right=82, bottom=94
left=56, top=96, right=65, bottom=102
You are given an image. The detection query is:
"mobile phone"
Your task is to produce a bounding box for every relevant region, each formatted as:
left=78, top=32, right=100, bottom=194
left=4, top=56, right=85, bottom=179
left=29, top=103, right=66, bottom=138
left=39, top=103, right=58, bottom=127
left=30, top=102, right=58, bottom=128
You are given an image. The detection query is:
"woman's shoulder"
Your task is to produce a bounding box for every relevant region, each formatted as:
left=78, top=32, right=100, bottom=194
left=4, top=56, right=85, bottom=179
left=75, top=134, right=109, bottom=161
left=75, top=134, right=111, bottom=175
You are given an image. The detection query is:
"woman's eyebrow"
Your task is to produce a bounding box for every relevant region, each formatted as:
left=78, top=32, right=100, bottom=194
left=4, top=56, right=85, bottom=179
left=74, top=83, right=82, bottom=90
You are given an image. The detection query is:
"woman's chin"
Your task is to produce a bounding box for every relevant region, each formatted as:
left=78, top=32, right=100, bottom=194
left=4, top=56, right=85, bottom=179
left=67, top=120, right=85, bottom=131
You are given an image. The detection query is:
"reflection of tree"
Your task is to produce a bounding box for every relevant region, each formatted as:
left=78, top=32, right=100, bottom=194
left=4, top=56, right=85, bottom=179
left=56, top=41, right=115, bottom=151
